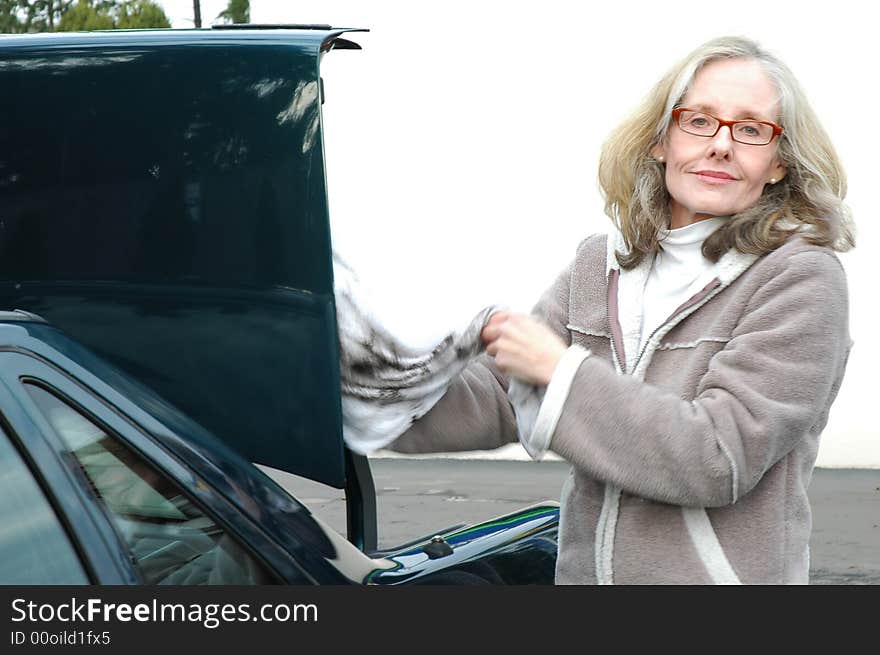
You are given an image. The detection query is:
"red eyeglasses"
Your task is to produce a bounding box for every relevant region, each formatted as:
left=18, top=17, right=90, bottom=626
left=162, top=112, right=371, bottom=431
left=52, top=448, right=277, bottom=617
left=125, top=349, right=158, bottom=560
left=672, top=107, right=783, bottom=145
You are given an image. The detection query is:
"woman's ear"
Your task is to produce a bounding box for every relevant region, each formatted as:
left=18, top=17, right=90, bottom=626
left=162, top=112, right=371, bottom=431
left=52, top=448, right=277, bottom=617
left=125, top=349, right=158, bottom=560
left=650, top=144, right=665, bottom=162
left=771, top=160, right=787, bottom=183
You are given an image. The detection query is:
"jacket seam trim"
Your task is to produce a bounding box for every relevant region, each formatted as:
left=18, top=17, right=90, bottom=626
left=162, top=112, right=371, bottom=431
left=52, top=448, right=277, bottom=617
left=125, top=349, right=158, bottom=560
left=566, top=324, right=611, bottom=339
left=715, top=433, right=739, bottom=504
left=656, top=337, right=731, bottom=351
left=632, top=285, right=724, bottom=379
left=595, top=485, right=620, bottom=585
left=782, top=455, right=791, bottom=584
left=692, top=318, right=739, bottom=505
left=681, top=507, right=742, bottom=584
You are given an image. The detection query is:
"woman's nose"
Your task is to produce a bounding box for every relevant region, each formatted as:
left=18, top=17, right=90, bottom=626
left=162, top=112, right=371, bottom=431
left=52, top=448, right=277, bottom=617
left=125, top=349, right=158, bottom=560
left=707, top=125, right=734, bottom=158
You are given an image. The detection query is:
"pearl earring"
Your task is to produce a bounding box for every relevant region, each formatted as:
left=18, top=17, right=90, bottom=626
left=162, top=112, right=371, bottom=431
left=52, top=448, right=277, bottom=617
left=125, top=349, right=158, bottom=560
left=770, top=177, right=777, bottom=184
left=657, top=155, right=664, bottom=163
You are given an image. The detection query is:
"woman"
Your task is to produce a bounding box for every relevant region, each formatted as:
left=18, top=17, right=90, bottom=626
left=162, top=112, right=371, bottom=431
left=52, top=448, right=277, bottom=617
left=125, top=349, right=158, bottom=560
left=391, top=36, right=854, bottom=584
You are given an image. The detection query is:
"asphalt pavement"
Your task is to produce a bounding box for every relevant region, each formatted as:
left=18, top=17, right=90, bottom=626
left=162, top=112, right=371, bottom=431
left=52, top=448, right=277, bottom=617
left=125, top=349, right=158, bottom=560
left=263, top=459, right=880, bottom=585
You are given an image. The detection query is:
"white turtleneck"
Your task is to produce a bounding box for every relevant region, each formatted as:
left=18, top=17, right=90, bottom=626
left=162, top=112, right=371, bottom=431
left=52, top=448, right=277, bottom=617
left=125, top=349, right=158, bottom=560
left=638, top=216, right=727, bottom=352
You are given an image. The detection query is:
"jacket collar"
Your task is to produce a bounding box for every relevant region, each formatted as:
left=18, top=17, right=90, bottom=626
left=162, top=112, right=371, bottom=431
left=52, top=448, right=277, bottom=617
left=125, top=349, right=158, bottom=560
left=604, top=226, right=759, bottom=374
left=605, top=226, right=758, bottom=287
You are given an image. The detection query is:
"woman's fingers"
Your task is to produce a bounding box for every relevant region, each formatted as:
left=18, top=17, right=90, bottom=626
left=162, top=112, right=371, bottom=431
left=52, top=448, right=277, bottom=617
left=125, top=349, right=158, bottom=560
left=483, top=312, right=532, bottom=348
left=481, top=311, right=510, bottom=344
left=483, top=313, right=566, bottom=386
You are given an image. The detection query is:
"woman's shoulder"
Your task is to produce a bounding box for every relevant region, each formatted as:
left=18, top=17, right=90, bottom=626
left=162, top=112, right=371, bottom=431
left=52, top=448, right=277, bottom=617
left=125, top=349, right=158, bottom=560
left=572, top=232, right=611, bottom=263
left=756, top=236, right=847, bottom=280
left=739, top=237, right=849, bottom=311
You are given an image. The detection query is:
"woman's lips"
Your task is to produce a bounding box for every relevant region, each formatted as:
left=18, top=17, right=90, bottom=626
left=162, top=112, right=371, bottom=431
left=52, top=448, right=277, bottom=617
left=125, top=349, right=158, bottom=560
left=693, top=171, right=737, bottom=185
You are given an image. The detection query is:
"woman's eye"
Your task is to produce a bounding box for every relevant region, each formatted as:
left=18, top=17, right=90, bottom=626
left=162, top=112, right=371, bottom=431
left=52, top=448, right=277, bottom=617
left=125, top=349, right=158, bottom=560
left=689, top=117, right=709, bottom=127
left=736, top=123, right=760, bottom=136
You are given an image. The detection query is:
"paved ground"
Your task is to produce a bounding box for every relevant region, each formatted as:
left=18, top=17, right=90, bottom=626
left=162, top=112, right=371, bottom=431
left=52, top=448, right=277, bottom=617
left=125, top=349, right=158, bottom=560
left=263, top=459, right=880, bottom=585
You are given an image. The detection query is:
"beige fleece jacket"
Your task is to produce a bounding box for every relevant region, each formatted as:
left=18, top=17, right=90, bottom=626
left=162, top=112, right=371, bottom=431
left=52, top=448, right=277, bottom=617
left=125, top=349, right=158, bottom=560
left=391, top=232, right=851, bottom=584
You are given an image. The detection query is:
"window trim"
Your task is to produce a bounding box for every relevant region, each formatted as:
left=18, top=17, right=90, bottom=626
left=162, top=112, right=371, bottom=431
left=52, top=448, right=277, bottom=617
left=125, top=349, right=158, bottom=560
left=0, top=342, right=323, bottom=583
left=0, top=416, right=92, bottom=584
left=21, top=377, right=286, bottom=585
left=0, top=376, right=123, bottom=583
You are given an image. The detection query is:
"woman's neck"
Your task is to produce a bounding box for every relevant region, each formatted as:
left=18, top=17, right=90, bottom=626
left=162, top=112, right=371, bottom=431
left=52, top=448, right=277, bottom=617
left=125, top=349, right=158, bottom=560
left=669, top=211, right=716, bottom=230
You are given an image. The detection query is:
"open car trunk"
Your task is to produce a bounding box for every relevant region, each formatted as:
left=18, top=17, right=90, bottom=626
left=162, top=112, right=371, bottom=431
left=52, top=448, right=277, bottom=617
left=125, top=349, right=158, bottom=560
left=0, top=28, right=375, bottom=541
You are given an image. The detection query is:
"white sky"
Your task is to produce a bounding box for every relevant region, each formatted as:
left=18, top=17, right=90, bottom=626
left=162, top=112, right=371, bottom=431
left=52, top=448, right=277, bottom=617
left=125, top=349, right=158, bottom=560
left=159, top=1, right=879, bottom=467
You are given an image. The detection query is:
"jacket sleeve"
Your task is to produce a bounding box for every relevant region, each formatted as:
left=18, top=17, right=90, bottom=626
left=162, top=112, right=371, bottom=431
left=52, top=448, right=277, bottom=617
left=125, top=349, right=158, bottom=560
left=386, top=352, right=518, bottom=453
left=388, top=255, right=576, bottom=454
left=548, top=249, right=851, bottom=507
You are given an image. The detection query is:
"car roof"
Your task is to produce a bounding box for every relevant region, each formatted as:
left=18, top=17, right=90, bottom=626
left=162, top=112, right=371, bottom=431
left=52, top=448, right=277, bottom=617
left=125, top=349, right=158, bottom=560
left=0, top=25, right=366, bottom=49
left=0, top=26, right=365, bottom=488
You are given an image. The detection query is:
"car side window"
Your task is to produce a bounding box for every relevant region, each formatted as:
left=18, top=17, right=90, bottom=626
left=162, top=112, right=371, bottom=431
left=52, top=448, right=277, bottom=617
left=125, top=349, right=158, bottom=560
left=0, top=424, right=89, bottom=584
left=24, top=383, right=275, bottom=585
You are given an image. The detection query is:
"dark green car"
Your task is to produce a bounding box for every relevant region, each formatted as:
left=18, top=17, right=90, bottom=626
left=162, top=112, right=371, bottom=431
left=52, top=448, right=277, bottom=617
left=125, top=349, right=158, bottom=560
left=0, top=25, right=559, bottom=585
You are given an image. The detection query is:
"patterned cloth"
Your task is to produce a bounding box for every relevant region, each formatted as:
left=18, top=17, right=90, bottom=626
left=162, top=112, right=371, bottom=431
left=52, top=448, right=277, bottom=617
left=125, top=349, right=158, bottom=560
left=333, top=254, right=503, bottom=454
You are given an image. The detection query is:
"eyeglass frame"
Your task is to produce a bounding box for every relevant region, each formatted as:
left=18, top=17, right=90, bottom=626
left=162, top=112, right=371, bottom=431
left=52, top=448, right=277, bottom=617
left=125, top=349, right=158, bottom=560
left=671, top=107, right=784, bottom=145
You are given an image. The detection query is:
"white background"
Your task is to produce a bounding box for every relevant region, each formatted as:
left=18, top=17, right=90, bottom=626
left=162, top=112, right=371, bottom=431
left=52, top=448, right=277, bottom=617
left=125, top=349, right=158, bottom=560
left=160, top=1, right=879, bottom=467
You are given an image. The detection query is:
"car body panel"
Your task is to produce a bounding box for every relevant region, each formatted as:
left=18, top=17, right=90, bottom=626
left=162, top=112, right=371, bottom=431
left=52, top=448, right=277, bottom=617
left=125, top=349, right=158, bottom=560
left=369, top=504, right=559, bottom=584
left=0, top=317, right=352, bottom=582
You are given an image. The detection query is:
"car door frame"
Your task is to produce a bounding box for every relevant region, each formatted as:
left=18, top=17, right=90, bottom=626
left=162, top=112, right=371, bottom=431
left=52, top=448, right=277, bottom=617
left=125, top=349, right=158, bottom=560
left=0, top=350, right=135, bottom=583
left=0, top=346, right=310, bottom=584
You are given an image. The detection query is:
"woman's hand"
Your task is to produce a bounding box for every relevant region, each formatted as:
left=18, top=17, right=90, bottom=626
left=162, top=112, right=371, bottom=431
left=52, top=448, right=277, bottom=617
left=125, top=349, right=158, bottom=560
left=481, top=311, right=567, bottom=386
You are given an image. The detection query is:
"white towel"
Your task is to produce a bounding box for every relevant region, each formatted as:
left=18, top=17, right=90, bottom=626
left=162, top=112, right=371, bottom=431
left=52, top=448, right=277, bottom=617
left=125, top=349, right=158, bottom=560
left=333, top=253, right=503, bottom=454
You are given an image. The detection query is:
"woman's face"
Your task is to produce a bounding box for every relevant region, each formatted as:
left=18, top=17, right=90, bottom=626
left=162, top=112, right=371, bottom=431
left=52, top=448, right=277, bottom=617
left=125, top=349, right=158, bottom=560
left=654, top=58, right=787, bottom=229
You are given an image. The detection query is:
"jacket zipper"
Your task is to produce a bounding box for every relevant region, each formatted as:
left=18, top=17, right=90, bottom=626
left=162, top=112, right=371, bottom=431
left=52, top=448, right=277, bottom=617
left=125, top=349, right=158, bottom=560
left=596, top=268, right=626, bottom=583
left=630, top=278, right=722, bottom=375
left=595, top=272, right=723, bottom=584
